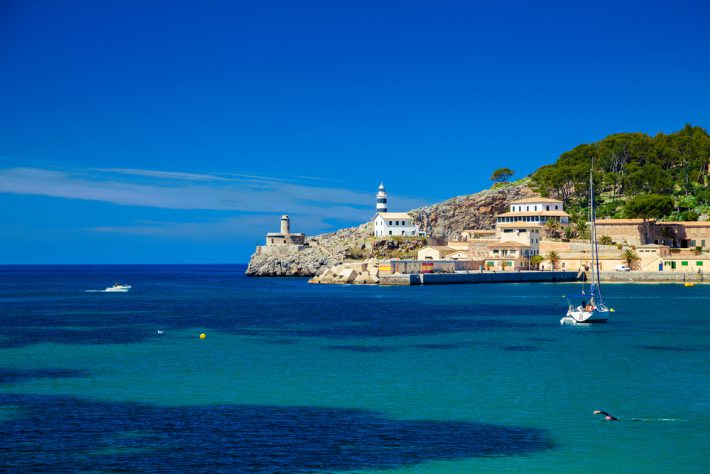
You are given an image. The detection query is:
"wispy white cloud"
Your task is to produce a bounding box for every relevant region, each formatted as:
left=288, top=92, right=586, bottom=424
left=92, top=214, right=335, bottom=240
left=0, top=165, right=428, bottom=235
left=98, top=168, right=234, bottom=182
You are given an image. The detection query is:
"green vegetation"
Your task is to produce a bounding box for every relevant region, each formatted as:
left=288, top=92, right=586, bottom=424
left=599, top=235, right=614, bottom=246
left=620, top=249, right=641, bottom=270
left=531, top=124, right=710, bottom=221
left=530, top=254, right=544, bottom=269
left=490, top=168, right=514, bottom=183
left=546, top=251, right=560, bottom=270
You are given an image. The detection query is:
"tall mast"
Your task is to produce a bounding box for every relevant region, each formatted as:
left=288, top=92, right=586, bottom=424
left=590, top=155, right=604, bottom=305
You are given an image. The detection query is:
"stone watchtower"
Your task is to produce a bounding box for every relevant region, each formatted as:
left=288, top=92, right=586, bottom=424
left=280, top=214, right=291, bottom=234
left=265, top=214, right=305, bottom=246
left=376, top=183, right=388, bottom=213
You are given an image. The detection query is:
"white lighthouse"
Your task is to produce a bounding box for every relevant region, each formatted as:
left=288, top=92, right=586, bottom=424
left=376, top=182, right=388, bottom=213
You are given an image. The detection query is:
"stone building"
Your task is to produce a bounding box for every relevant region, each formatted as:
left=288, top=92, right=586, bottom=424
left=595, top=219, right=710, bottom=248
left=265, top=215, right=306, bottom=246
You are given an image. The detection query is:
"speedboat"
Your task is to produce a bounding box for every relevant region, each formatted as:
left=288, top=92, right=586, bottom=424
left=105, top=283, right=132, bottom=292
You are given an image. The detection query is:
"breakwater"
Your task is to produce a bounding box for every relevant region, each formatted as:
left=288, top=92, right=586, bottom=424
left=380, top=271, right=578, bottom=286
left=596, top=271, right=706, bottom=283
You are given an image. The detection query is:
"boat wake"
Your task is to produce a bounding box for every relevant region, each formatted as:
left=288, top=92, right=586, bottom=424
left=626, top=418, right=686, bottom=422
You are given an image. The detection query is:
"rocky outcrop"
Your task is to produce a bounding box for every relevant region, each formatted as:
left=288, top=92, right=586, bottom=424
left=246, top=222, right=426, bottom=277
left=245, top=245, right=338, bottom=277
left=246, top=180, right=537, bottom=277
left=308, top=260, right=381, bottom=285
left=245, top=223, right=372, bottom=277
left=411, top=181, right=535, bottom=240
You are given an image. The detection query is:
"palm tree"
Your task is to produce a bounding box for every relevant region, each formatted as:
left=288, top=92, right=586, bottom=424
left=530, top=254, right=544, bottom=270
left=563, top=225, right=575, bottom=240
left=544, top=219, right=561, bottom=239
left=599, top=235, right=614, bottom=246
left=620, top=248, right=640, bottom=270
left=546, top=251, right=560, bottom=271
left=574, top=221, right=590, bottom=240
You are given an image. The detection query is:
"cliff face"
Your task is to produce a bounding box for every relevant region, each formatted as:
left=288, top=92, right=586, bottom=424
left=245, top=224, right=372, bottom=276
left=410, top=182, right=535, bottom=240
left=246, top=181, right=536, bottom=276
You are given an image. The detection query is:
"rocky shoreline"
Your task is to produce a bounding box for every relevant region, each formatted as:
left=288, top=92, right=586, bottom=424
left=246, top=182, right=535, bottom=277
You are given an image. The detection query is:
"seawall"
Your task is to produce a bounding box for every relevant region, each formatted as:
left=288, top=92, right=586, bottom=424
left=596, top=271, right=706, bottom=283
left=380, top=271, right=578, bottom=286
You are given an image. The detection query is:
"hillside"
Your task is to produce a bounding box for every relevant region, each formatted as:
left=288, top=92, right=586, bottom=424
left=247, top=124, right=709, bottom=276
left=246, top=182, right=534, bottom=276
left=531, top=124, right=710, bottom=221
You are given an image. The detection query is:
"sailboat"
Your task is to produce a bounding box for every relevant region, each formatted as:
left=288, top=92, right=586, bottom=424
left=561, top=161, right=610, bottom=325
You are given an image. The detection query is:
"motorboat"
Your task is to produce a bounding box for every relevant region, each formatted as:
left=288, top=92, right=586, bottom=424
left=105, top=283, right=132, bottom=292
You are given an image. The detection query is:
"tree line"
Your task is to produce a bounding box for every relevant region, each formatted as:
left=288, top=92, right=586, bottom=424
left=530, top=124, right=710, bottom=222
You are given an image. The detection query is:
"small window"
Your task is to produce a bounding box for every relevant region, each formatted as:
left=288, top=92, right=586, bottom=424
left=389, top=221, right=392, bottom=225
left=389, top=230, right=392, bottom=235
left=702, top=240, right=706, bottom=247
left=697, top=261, right=704, bottom=266
left=555, top=205, right=559, bottom=210
left=691, top=240, right=696, bottom=247
left=681, top=261, right=688, bottom=266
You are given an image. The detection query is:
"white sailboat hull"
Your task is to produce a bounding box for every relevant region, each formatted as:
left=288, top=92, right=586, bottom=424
left=561, top=306, right=608, bottom=325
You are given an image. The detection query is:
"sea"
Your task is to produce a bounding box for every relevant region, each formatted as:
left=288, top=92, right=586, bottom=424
left=0, top=265, right=707, bottom=473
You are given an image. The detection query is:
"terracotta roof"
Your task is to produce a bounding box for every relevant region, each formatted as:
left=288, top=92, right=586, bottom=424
left=595, top=219, right=645, bottom=225
left=496, top=210, right=570, bottom=218
left=663, top=255, right=710, bottom=260
left=497, top=222, right=543, bottom=228
left=662, top=221, right=710, bottom=227
left=376, top=212, right=412, bottom=220
left=463, top=229, right=495, bottom=234
left=510, top=197, right=563, bottom=204
left=487, top=241, right=531, bottom=249
left=421, top=246, right=457, bottom=255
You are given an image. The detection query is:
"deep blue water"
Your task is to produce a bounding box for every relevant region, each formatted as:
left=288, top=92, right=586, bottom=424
left=0, top=265, right=708, bottom=473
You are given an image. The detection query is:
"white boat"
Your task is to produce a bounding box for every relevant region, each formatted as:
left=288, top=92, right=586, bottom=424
left=105, top=283, right=132, bottom=292
left=561, top=160, right=610, bottom=325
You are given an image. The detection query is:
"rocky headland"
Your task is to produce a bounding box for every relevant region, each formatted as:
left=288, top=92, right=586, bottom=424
left=246, top=181, right=535, bottom=277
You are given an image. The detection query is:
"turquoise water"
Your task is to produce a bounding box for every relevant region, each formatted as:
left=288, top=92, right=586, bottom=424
left=0, top=265, right=708, bottom=472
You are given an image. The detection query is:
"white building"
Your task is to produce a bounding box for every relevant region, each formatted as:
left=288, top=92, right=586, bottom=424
left=495, top=197, right=569, bottom=226
left=374, top=212, right=424, bottom=237
left=372, top=183, right=425, bottom=237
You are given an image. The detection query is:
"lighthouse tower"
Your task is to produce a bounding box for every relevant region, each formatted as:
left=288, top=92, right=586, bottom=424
left=376, top=183, right=388, bottom=213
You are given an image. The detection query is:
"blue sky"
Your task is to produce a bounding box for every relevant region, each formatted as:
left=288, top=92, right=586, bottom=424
left=1, top=0, right=709, bottom=263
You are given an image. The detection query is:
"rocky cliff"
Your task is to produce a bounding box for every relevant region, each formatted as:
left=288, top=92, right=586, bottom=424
left=410, top=181, right=535, bottom=240
left=246, top=181, right=536, bottom=276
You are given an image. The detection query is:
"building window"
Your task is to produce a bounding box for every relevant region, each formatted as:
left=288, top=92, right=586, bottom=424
left=691, top=240, right=696, bottom=247
left=702, top=240, right=706, bottom=247
left=555, top=205, right=559, bottom=209
left=697, top=261, right=704, bottom=266
left=389, top=230, right=392, bottom=235
left=682, top=261, right=688, bottom=266
left=389, top=221, right=392, bottom=225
